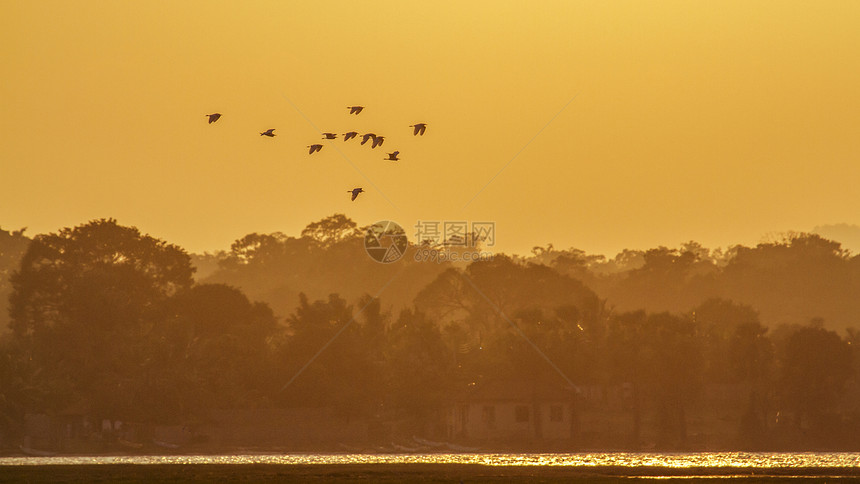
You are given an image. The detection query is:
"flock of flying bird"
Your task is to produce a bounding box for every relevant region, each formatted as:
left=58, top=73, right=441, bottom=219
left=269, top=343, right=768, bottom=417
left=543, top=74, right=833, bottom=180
left=205, top=107, right=427, bottom=201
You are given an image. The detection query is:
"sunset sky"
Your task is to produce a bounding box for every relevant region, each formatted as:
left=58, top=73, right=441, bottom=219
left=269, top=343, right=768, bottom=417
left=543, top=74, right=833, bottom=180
left=3, top=1, right=859, bottom=257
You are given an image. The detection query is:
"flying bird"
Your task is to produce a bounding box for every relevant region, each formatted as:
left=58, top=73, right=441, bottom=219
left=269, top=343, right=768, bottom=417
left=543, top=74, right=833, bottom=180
left=343, top=131, right=358, bottom=141
left=410, top=123, right=427, bottom=136
left=308, top=144, right=323, bottom=154
left=371, top=135, right=385, bottom=148
left=206, top=113, right=222, bottom=124
left=385, top=151, right=400, bottom=161
left=349, top=187, right=364, bottom=201
left=260, top=129, right=276, bottom=137
left=322, top=132, right=338, bottom=140
left=360, top=133, right=377, bottom=145
left=347, top=106, right=364, bottom=115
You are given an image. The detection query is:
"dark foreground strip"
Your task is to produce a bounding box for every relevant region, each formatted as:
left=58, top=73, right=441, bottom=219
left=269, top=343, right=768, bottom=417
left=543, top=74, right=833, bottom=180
left=2, top=465, right=860, bottom=483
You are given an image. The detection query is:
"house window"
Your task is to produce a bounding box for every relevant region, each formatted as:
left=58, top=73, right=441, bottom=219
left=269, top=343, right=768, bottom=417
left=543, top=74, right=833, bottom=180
left=550, top=405, right=563, bottom=422
left=482, top=406, right=496, bottom=428
left=515, top=405, right=530, bottom=422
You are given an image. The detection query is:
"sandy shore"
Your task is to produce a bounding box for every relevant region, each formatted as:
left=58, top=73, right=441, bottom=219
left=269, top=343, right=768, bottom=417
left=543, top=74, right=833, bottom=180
left=3, top=465, right=860, bottom=483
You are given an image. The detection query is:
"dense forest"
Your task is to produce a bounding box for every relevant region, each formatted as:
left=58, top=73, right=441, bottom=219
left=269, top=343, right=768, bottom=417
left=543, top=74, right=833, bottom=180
left=1, top=217, right=860, bottom=451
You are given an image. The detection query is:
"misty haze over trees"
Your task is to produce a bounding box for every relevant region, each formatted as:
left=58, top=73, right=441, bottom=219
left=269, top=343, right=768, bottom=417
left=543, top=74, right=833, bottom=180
left=2, top=217, right=860, bottom=451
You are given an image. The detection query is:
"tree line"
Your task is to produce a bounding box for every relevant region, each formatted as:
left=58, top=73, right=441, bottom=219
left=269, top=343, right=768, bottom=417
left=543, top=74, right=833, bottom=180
left=1, top=218, right=859, bottom=449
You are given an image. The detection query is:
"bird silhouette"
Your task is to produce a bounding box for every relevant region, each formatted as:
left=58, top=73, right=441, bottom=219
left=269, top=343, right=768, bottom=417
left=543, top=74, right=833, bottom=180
left=347, top=106, right=364, bottom=115
left=308, top=144, right=323, bottom=154
left=206, top=113, right=222, bottom=124
left=410, top=123, right=427, bottom=136
left=371, top=136, right=385, bottom=148
left=260, top=129, right=276, bottom=137
left=322, top=132, right=338, bottom=140
left=361, top=133, right=377, bottom=145
left=349, top=187, right=364, bottom=201
left=385, top=151, right=400, bottom=161
left=343, top=131, right=358, bottom=141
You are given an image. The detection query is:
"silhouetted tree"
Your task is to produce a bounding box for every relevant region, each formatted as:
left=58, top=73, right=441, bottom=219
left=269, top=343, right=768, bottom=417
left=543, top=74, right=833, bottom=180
left=300, top=214, right=360, bottom=248
left=225, top=232, right=290, bottom=267
left=605, top=310, right=648, bottom=447
left=8, top=219, right=194, bottom=417
left=278, top=293, right=390, bottom=420
left=0, top=227, right=30, bottom=332
left=153, top=284, right=279, bottom=414
left=385, top=308, right=454, bottom=432
left=0, top=334, right=46, bottom=438
left=722, top=233, right=860, bottom=330
left=693, top=298, right=771, bottom=384
left=206, top=215, right=448, bottom=324
left=778, top=323, right=852, bottom=431
left=605, top=245, right=718, bottom=314
left=607, top=311, right=703, bottom=449
left=416, top=256, right=601, bottom=335
left=642, top=312, right=703, bottom=448
left=415, top=256, right=605, bottom=423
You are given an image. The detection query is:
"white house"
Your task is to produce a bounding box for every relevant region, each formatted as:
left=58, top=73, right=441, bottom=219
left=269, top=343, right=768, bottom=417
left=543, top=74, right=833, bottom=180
left=446, top=380, right=577, bottom=442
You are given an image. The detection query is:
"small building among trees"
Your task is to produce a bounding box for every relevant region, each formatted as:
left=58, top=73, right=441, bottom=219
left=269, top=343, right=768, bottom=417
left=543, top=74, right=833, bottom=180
left=446, top=380, right=577, bottom=443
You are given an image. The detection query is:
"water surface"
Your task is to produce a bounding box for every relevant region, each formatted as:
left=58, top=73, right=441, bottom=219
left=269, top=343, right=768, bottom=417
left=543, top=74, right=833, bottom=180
left=3, top=451, right=860, bottom=468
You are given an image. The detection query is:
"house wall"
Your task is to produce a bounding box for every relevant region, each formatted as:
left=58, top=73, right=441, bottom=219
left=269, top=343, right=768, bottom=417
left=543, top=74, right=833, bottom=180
left=451, top=401, right=572, bottom=441
left=539, top=402, right=570, bottom=440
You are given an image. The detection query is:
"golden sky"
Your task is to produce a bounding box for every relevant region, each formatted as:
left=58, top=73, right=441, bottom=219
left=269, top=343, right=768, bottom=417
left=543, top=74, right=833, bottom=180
left=2, top=1, right=859, bottom=257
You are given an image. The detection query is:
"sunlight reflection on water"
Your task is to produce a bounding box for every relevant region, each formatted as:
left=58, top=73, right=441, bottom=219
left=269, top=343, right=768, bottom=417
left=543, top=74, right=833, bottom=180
left=2, top=452, right=860, bottom=467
